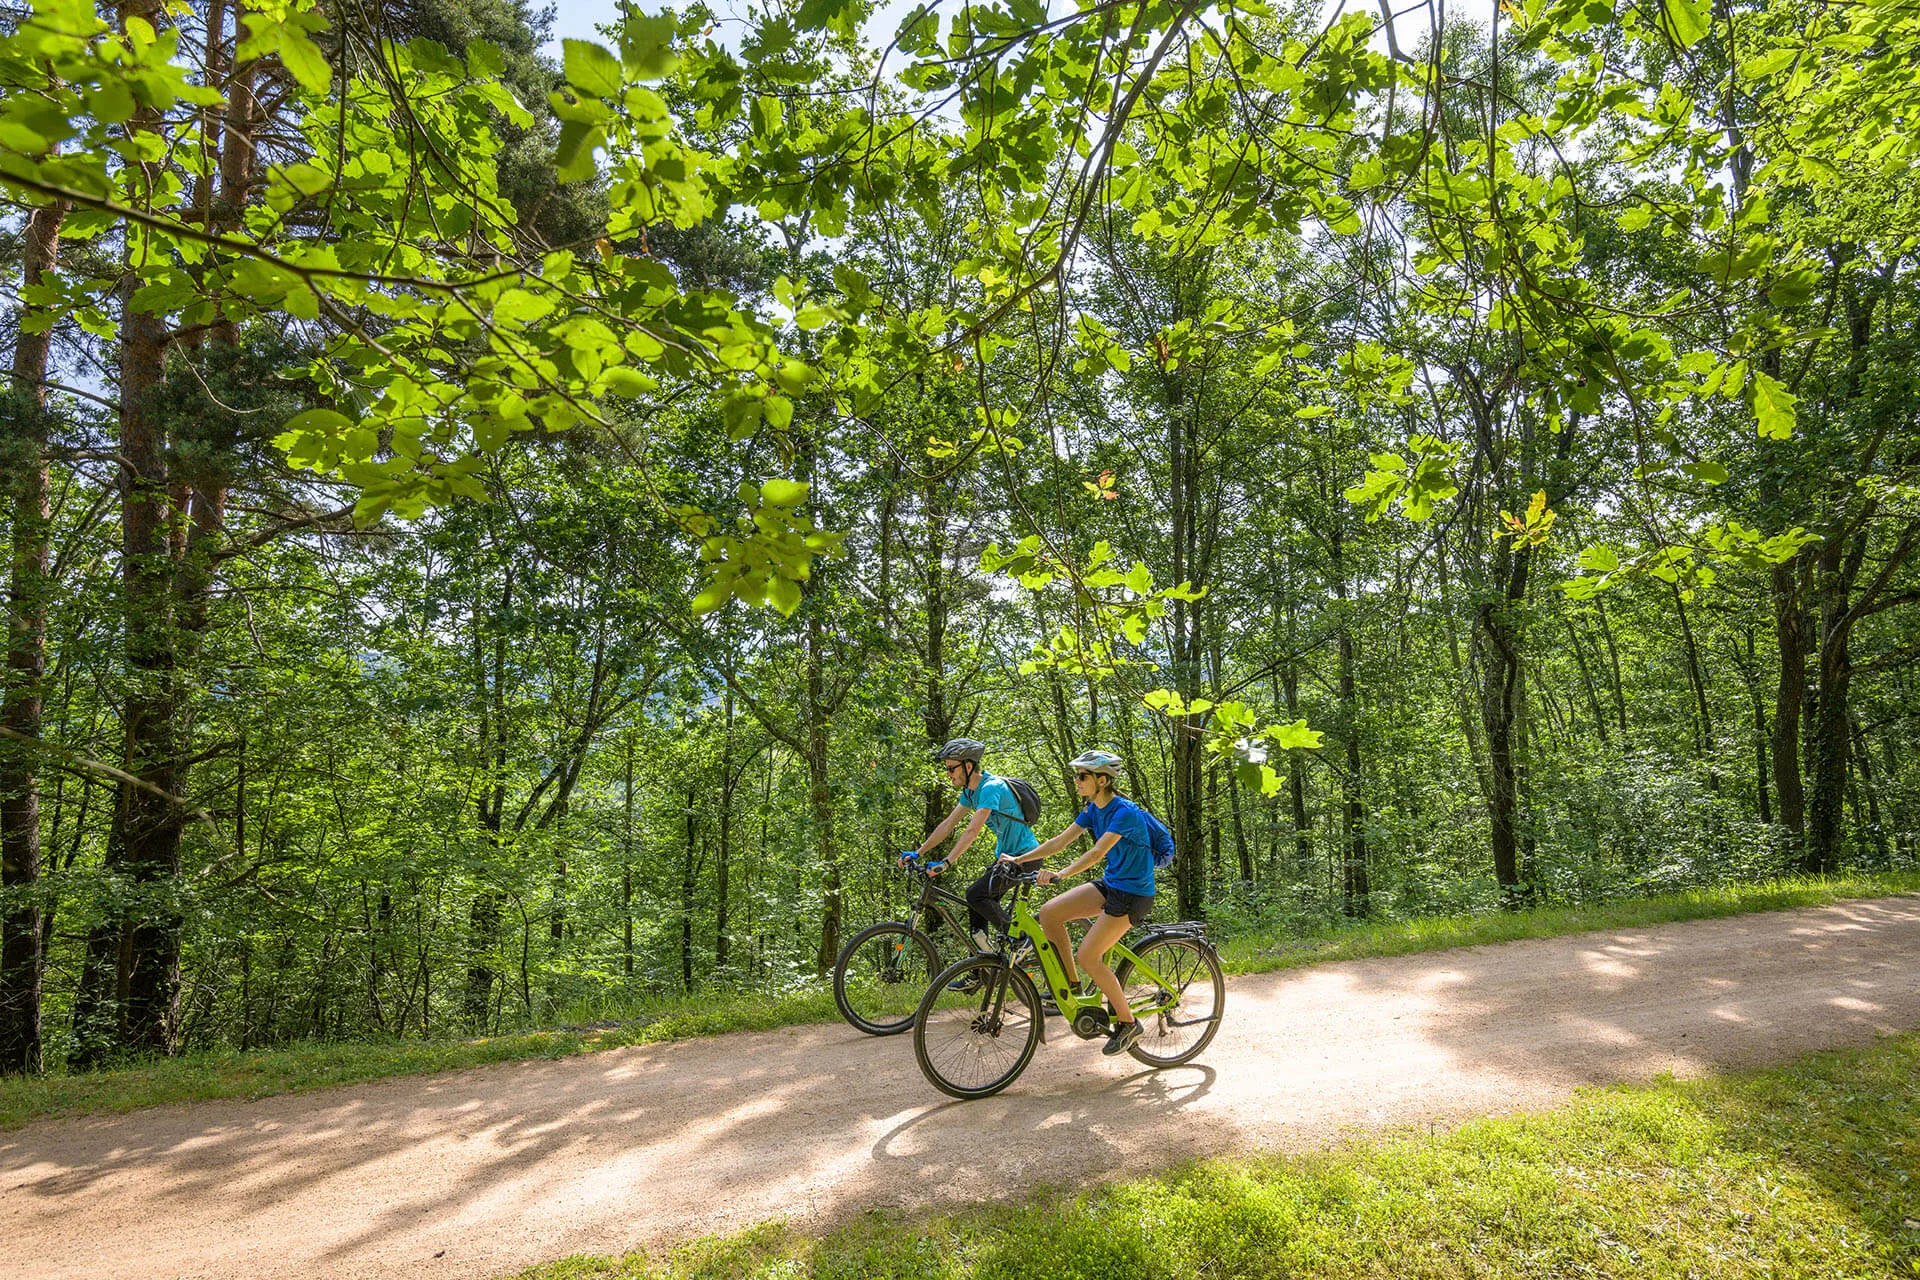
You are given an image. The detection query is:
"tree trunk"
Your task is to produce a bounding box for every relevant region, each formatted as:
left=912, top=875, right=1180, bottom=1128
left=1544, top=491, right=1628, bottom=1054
left=464, top=567, right=512, bottom=1028
left=1167, top=365, right=1207, bottom=922
left=1564, top=618, right=1610, bottom=748
left=1, top=191, right=67, bottom=1074
left=1771, top=554, right=1808, bottom=859
left=1733, top=633, right=1772, bottom=825
left=682, top=784, right=698, bottom=992
left=70, top=0, right=184, bottom=1062
left=921, top=478, right=951, bottom=832
left=1329, top=524, right=1369, bottom=916
left=1670, top=585, right=1718, bottom=790
left=622, top=736, right=634, bottom=979
left=807, top=581, right=841, bottom=973
left=1476, top=543, right=1531, bottom=905
left=715, top=692, right=735, bottom=970
left=1282, top=666, right=1311, bottom=877
left=1804, top=537, right=1861, bottom=873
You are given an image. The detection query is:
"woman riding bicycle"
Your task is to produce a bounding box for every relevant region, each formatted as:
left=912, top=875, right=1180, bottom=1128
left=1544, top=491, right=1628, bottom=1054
left=1001, top=748, right=1156, bottom=1057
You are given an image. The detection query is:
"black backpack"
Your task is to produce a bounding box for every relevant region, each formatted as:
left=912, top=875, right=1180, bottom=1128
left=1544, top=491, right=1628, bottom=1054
left=999, top=777, right=1043, bottom=827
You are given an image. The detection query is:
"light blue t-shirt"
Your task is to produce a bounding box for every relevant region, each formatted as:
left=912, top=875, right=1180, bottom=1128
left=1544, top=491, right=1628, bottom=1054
left=959, top=773, right=1039, bottom=857
left=1077, top=795, right=1155, bottom=896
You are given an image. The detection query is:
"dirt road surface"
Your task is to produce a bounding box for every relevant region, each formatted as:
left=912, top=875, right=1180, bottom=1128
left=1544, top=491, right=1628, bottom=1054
left=5, top=895, right=1918, bottom=1280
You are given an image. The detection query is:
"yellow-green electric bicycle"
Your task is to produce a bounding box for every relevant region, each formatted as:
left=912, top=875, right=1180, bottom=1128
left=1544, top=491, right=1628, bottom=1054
left=911, top=868, right=1225, bottom=1099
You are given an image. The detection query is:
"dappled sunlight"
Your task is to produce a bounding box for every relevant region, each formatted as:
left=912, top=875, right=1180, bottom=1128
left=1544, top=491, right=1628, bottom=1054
left=1415, top=968, right=1469, bottom=991
left=6, top=897, right=1918, bottom=1280
left=1577, top=949, right=1642, bottom=981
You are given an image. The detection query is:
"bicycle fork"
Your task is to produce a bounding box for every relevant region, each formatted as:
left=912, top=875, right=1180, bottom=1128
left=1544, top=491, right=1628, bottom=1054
left=979, top=958, right=1047, bottom=1043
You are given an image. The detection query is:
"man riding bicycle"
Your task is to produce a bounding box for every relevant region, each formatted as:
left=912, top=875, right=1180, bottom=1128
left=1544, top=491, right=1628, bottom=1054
left=899, top=738, right=1040, bottom=959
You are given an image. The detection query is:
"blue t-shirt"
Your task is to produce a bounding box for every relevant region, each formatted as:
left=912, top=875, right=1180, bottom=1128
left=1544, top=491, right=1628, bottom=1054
left=960, top=773, right=1039, bottom=857
left=1078, top=795, right=1155, bottom=896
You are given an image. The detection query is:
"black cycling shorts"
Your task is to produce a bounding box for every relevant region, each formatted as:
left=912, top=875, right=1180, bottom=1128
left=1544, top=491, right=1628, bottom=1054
left=1093, top=878, right=1154, bottom=925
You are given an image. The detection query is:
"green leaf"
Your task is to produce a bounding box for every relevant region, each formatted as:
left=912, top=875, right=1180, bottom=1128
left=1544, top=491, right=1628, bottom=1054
left=1577, top=544, right=1621, bottom=574
left=1767, top=267, right=1821, bottom=309
left=767, top=572, right=803, bottom=616
left=1753, top=371, right=1797, bottom=440
left=554, top=120, right=604, bottom=183
left=1661, top=0, right=1710, bottom=48
left=279, top=29, right=333, bottom=94
left=619, top=12, right=682, bottom=78
left=1265, top=720, right=1324, bottom=750
left=564, top=39, right=624, bottom=99
left=282, top=408, right=354, bottom=437
left=761, top=478, right=809, bottom=507
left=601, top=367, right=653, bottom=398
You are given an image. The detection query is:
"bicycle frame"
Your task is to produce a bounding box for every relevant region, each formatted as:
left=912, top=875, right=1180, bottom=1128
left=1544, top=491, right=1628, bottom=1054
left=901, top=868, right=971, bottom=937
left=1000, top=884, right=1180, bottom=1023
left=872, top=866, right=985, bottom=976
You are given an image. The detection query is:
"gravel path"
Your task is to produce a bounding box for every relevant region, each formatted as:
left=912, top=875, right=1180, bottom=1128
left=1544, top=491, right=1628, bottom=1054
left=5, top=894, right=1917, bottom=1280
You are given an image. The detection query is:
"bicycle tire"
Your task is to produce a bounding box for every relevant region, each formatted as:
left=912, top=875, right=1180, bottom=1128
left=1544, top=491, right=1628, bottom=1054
left=1115, top=935, right=1225, bottom=1067
left=913, top=955, right=1044, bottom=1100
left=834, top=922, right=940, bottom=1036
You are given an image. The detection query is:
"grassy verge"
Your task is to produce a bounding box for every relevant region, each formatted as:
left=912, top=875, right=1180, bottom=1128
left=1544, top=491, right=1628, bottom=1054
left=4, top=871, right=1914, bottom=1131
left=524, top=1031, right=1920, bottom=1280
left=1217, top=869, right=1920, bottom=975
left=0, top=988, right=839, bottom=1130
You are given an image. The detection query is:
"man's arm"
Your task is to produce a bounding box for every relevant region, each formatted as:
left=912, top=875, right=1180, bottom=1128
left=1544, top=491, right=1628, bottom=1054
left=943, top=807, right=993, bottom=868
left=906, top=804, right=968, bottom=861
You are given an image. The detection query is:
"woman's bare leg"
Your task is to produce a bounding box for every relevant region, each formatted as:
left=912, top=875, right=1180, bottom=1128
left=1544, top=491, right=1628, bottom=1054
left=1077, top=911, right=1136, bottom=1023
left=1036, top=883, right=1104, bottom=986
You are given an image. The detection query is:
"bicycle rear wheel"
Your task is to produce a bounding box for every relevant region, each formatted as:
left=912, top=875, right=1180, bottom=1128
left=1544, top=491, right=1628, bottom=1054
left=1115, top=935, right=1224, bottom=1067
left=913, top=955, right=1043, bottom=1099
left=834, top=922, right=939, bottom=1035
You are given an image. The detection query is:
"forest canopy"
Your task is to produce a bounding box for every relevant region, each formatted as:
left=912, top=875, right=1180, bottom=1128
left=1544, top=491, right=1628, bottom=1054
left=1, top=0, right=1915, bottom=1071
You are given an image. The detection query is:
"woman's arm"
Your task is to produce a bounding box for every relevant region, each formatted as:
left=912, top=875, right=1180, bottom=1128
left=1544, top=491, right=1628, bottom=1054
left=1039, top=831, right=1120, bottom=884
left=1007, top=821, right=1085, bottom=865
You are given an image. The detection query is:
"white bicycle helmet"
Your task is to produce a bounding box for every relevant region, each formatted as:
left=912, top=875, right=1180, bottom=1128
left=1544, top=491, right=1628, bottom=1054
left=1068, top=748, right=1125, bottom=777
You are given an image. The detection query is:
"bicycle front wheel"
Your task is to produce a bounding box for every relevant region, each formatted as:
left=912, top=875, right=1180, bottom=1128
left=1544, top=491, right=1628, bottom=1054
left=834, top=922, right=939, bottom=1035
left=913, top=955, right=1044, bottom=1100
left=1115, top=935, right=1225, bottom=1067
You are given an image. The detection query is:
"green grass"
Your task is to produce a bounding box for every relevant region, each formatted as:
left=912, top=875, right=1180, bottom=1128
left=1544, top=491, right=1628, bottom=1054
left=1217, top=870, right=1920, bottom=975
left=521, top=1031, right=1920, bottom=1280
left=4, top=870, right=1914, bottom=1131
left=0, top=987, right=839, bottom=1130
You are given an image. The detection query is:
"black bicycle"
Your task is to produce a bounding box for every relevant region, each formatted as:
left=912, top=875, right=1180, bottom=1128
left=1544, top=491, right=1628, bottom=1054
left=833, top=860, right=996, bottom=1035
